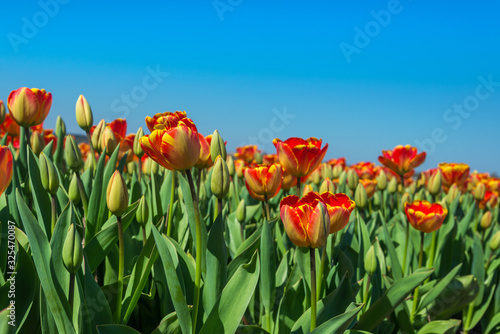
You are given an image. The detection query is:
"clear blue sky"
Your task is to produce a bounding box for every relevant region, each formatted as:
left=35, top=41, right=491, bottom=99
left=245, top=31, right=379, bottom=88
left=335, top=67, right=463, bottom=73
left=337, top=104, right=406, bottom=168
left=2, top=0, right=500, bottom=173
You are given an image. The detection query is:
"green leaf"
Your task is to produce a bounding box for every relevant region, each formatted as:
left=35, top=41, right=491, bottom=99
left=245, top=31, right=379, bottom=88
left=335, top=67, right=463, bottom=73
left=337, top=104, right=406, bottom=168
left=274, top=277, right=305, bottom=334
left=485, top=311, right=500, bottom=334
left=200, top=251, right=260, bottom=334
left=466, top=272, right=497, bottom=331
left=379, top=212, right=402, bottom=281
left=416, top=319, right=461, bottom=334
left=151, top=312, right=182, bottom=334
left=83, top=259, right=113, bottom=333
left=28, top=148, right=52, bottom=236
left=86, top=151, right=106, bottom=238
left=260, top=219, right=276, bottom=312
left=97, top=324, right=142, bottom=334
left=227, top=221, right=265, bottom=280
left=354, top=268, right=433, bottom=332
left=419, top=263, right=462, bottom=310
left=310, top=303, right=363, bottom=334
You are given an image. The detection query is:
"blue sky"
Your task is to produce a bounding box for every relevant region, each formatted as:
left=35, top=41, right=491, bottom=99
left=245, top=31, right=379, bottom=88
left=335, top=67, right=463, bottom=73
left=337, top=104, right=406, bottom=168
left=1, top=0, right=500, bottom=173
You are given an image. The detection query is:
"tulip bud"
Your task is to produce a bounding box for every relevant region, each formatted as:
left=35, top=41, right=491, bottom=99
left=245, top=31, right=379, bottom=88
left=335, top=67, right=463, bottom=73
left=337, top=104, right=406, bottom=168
left=106, top=171, right=129, bottom=217
left=84, top=154, right=96, bottom=172
left=126, top=161, right=136, bottom=175
left=364, top=245, right=377, bottom=276
left=151, top=160, right=159, bottom=175
left=401, top=192, right=411, bottom=208
left=142, top=157, right=151, bottom=175
left=321, top=164, right=333, bottom=180
left=490, top=231, right=500, bottom=251
left=311, top=170, right=321, bottom=185
left=254, top=151, right=262, bottom=164
left=56, top=115, right=66, bottom=137
left=39, top=153, right=59, bottom=195
left=347, top=169, right=359, bottom=191
left=474, top=183, right=486, bottom=201
left=427, top=170, right=442, bottom=196
left=302, top=184, right=313, bottom=197
left=376, top=171, right=387, bottom=191
left=0, top=100, right=5, bottom=124
left=226, top=155, right=235, bottom=177
left=134, top=127, right=144, bottom=158
left=480, top=211, right=492, bottom=230
left=354, top=183, right=367, bottom=209
left=373, top=191, right=381, bottom=207
left=68, top=173, right=80, bottom=204
left=101, top=127, right=117, bottom=156
left=91, top=119, right=105, bottom=153
left=31, top=131, right=45, bottom=156
left=64, top=135, right=83, bottom=171
left=136, top=195, right=149, bottom=226
left=414, top=188, right=424, bottom=201
left=338, top=171, right=347, bottom=189
left=210, top=130, right=227, bottom=163
left=236, top=199, right=246, bottom=223
left=446, top=184, right=459, bottom=205
left=320, top=177, right=336, bottom=194
left=332, top=164, right=343, bottom=179
left=75, top=95, right=93, bottom=132
left=388, top=177, right=398, bottom=194
left=62, top=224, right=83, bottom=274
left=211, top=155, right=230, bottom=199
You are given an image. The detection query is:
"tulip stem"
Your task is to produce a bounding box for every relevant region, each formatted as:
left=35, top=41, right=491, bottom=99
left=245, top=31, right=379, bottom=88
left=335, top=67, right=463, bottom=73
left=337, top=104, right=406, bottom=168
left=411, top=232, right=425, bottom=322
left=310, top=248, right=317, bottom=331
left=137, top=158, right=143, bottom=183
left=69, top=273, right=75, bottom=314
left=361, top=274, right=371, bottom=314
left=51, top=194, right=57, bottom=236
left=115, top=215, right=125, bottom=323
left=317, top=245, right=327, bottom=299
left=142, top=226, right=147, bottom=247
left=24, top=126, right=31, bottom=149
left=297, top=177, right=301, bottom=196
left=264, top=195, right=271, bottom=221
left=402, top=219, right=409, bottom=277
left=166, top=171, right=176, bottom=237
left=85, top=130, right=97, bottom=173
left=186, top=169, right=202, bottom=334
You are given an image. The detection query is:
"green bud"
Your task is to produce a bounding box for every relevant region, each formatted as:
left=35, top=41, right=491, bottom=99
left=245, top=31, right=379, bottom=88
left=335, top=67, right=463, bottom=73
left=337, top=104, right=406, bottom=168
left=210, top=129, right=227, bottom=163
left=91, top=119, right=105, bottom=153
left=75, top=95, right=93, bottom=132
left=62, top=224, right=83, bottom=274
left=321, top=163, right=333, bottom=180
left=226, top=155, right=235, bottom=176
left=64, top=135, right=83, bottom=171
left=490, top=231, right=500, bottom=251
left=311, top=170, right=321, bottom=185
left=347, top=169, right=359, bottom=191
left=446, top=184, right=459, bottom=205
left=68, top=173, right=80, bottom=204
left=56, top=115, right=66, bottom=138
left=376, top=171, right=387, bottom=191
left=338, top=171, right=347, bottom=189
left=151, top=160, right=159, bottom=175
left=408, top=181, right=417, bottom=195
left=134, top=127, right=144, bottom=158
left=474, top=183, right=486, bottom=201
left=236, top=199, right=246, bottom=223
left=101, top=127, right=117, bottom=156
left=254, top=151, right=263, bottom=164
left=388, top=177, right=398, bottom=194
left=136, top=195, right=149, bottom=226
left=126, top=161, right=136, bottom=175
left=401, top=192, right=411, bottom=208
left=480, top=211, right=492, bottom=230
left=31, top=131, right=45, bottom=156
left=319, top=177, right=336, bottom=194
left=373, top=191, right=381, bottom=207
left=364, top=244, right=377, bottom=275
left=332, top=164, right=343, bottom=179
left=39, top=153, right=59, bottom=195
left=427, top=170, right=442, bottom=196
left=106, top=171, right=129, bottom=217
left=354, top=183, right=367, bottom=209
left=84, top=153, right=96, bottom=172
left=211, top=155, right=230, bottom=199
left=414, top=188, right=424, bottom=201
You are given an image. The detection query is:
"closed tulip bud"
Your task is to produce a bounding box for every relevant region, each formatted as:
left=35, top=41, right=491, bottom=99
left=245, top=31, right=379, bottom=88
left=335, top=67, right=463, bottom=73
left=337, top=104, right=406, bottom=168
left=39, top=153, right=59, bottom=194
left=388, top=177, right=398, bottom=194
left=91, top=119, right=105, bottom=153
left=75, top=95, right=93, bottom=132
left=31, top=131, right=45, bottom=156
left=211, top=155, right=230, bottom=199
left=84, top=154, right=95, bottom=171
left=338, top=171, right=347, bottom=189
left=480, top=211, right=492, bottom=230
left=0, top=100, right=5, bottom=123
left=302, top=184, right=313, bottom=197
left=101, top=127, right=117, bottom=156
left=126, top=161, right=136, bottom=175
left=474, top=183, right=486, bottom=201
left=347, top=169, right=359, bottom=191
left=106, top=171, right=129, bottom=217
left=151, top=160, right=159, bottom=175
left=376, top=171, right=387, bottom=191
left=321, top=163, right=333, bottom=180
left=373, top=191, right=381, bottom=207
left=254, top=151, right=263, bottom=164
left=68, top=173, right=80, bottom=203
left=402, top=192, right=411, bottom=207
left=56, top=115, right=66, bottom=137
left=355, top=183, right=367, bottom=209
left=427, top=170, right=442, bottom=196
left=364, top=245, right=377, bottom=276
left=226, top=155, right=235, bottom=176
left=320, top=177, right=336, bottom=194
left=64, top=135, right=83, bottom=171
left=8, top=87, right=52, bottom=127
left=133, top=127, right=144, bottom=158
left=136, top=195, right=149, bottom=226
left=446, top=184, right=459, bottom=205
left=490, top=231, right=500, bottom=251
left=236, top=199, right=246, bottom=223
left=332, top=164, right=343, bottom=178
left=408, top=182, right=417, bottom=195
left=143, top=157, right=152, bottom=175
left=62, top=224, right=83, bottom=274
left=414, top=188, right=424, bottom=201
left=210, top=130, right=227, bottom=163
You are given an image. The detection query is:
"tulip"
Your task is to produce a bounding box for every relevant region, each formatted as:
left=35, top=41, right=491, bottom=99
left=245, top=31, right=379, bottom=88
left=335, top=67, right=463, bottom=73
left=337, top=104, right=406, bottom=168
left=7, top=87, right=52, bottom=127
left=30, top=130, right=45, bottom=156
left=355, top=183, right=368, bottom=209
left=91, top=119, right=106, bottom=153
left=244, top=163, right=283, bottom=202
left=316, top=192, right=355, bottom=233
left=101, top=127, right=118, bottom=156
left=302, top=184, right=313, bottom=197
left=427, top=169, right=443, bottom=196
left=211, top=155, right=230, bottom=200
left=65, top=135, right=83, bottom=171
left=480, top=211, right=492, bottom=230
left=106, top=171, right=129, bottom=217
left=62, top=224, right=83, bottom=274
left=195, top=133, right=213, bottom=169
left=210, top=130, right=227, bottom=162
left=235, top=145, right=261, bottom=164
left=319, top=178, right=336, bottom=194
left=262, top=154, right=278, bottom=165
left=136, top=195, right=149, bottom=246
left=388, top=177, right=398, bottom=194
left=68, top=173, right=80, bottom=204
left=0, top=146, right=14, bottom=197
left=273, top=137, right=328, bottom=178
left=226, top=155, right=235, bottom=177
left=479, top=191, right=499, bottom=210
left=404, top=200, right=448, bottom=233
left=75, top=95, right=93, bottom=132
left=234, top=159, right=246, bottom=178
left=39, top=153, right=59, bottom=195
left=376, top=170, right=387, bottom=191
left=491, top=231, right=500, bottom=251
left=360, top=179, right=377, bottom=199
left=1, top=113, right=20, bottom=137
left=438, top=163, right=470, bottom=192
left=134, top=127, right=145, bottom=159
left=364, top=244, right=377, bottom=276
left=473, top=182, right=486, bottom=201
left=446, top=184, right=459, bottom=205
left=236, top=199, right=246, bottom=223
left=378, top=145, right=426, bottom=177
left=347, top=169, right=359, bottom=191
left=145, top=110, right=188, bottom=132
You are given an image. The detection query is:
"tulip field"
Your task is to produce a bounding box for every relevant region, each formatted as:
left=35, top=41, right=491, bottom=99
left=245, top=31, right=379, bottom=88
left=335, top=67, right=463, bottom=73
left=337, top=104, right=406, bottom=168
left=1, top=88, right=500, bottom=334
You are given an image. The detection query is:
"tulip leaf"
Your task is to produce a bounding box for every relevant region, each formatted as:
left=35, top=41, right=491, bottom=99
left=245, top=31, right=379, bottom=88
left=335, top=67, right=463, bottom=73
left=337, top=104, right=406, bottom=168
left=226, top=212, right=244, bottom=257
left=310, top=303, right=363, bottom=334
left=227, top=221, right=265, bottom=280
left=97, top=324, right=142, bottom=334
left=199, top=251, right=260, bottom=334
left=466, top=271, right=497, bottom=331
left=260, top=219, right=276, bottom=313
left=379, top=212, right=403, bottom=281
left=28, top=148, right=52, bottom=236
left=86, top=151, right=106, bottom=238
left=354, top=268, right=433, bottom=332
left=484, top=311, right=500, bottom=334
left=151, top=311, right=182, bottom=334
left=419, top=263, right=462, bottom=310
left=274, top=277, right=306, bottom=334
left=416, top=319, right=461, bottom=334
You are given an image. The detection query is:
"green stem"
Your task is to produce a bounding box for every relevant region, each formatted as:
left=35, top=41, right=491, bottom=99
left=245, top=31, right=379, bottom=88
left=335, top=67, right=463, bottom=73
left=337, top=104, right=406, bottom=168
left=402, top=218, right=409, bottom=277
left=297, top=177, right=301, bottom=196
left=361, top=274, right=372, bottom=314
left=51, top=194, right=57, bottom=235
left=317, top=245, right=327, bottom=299
left=24, top=126, right=31, bottom=149
left=231, top=176, right=240, bottom=206
left=425, top=230, right=438, bottom=284
left=166, top=171, right=176, bottom=237
left=69, top=273, right=75, bottom=314
left=115, top=216, right=125, bottom=323
left=85, top=130, right=97, bottom=173
left=137, top=158, right=143, bottom=183
left=142, top=226, right=147, bottom=247
left=310, top=247, right=317, bottom=331
left=186, top=169, right=202, bottom=334
left=411, top=232, right=425, bottom=322
left=264, top=195, right=271, bottom=221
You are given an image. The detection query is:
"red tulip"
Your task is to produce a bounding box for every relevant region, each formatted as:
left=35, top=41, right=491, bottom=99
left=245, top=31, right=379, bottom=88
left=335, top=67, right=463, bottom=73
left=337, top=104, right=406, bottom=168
left=479, top=191, right=499, bottom=209
left=273, top=137, right=328, bottom=177
left=195, top=134, right=213, bottom=169
left=327, top=158, right=346, bottom=169
left=244, top=163, right=283, bottom=201
left=438, top=163, right=470, bottom=192
left=7, top=87, right=52, bottom=127
left=145, top=111, right=189, bottom=132
left=350, top=162, right=380, bottom=180
left=0, top=146, right=13, bottom=196
left=404, top=200, right=448, bottom=233
left=359, top=179, right=378, bottom=198
left=1, top=113, right=20, bottom=137
left=235, top=145, right=261, bottom=164
left=315, top=192, right=355, bottom=233
left=378, top=145, right=426, bottom=177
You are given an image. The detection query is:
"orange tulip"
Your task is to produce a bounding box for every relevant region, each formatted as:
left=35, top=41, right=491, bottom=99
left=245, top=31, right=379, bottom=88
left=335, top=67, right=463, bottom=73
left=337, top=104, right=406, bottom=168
left=0, top=146, right=14, bottom=196
left=315, top=192, right=355, bottom=233
left=438, top=163, right=470, bottom=192
left=234, top=158, right=246, bottom=178
left=244, top=163, right=282, bottom=201
left=404, top=200, right=448, bottom=233
left=359, top=179, right=378, bottom=198
left=195, top=134, right=213, bottom=169
left=235, top=145, right=261, bottom=164
left=273, top=137, right=328, bottom=177
left=7, top=87, right=52, bottom=127
left=378, top=145, right=426, bottom=177
left=108, top=118, right=127, bottom=143
left=140, top=115, right=200, bottom=171
left=119, top=133, right=136, bottom=163
left=281, top=171, right=298, bottom=191
left=327, top=157, right=346, bottom=169
left=280, top=192, right=330, bottom=248
left=479, top=191, right=499, bottom=209
left=145, top=111, right=189, bottom=132
left=262, top=154, right=278, bottom=165
left=351, top=162, right=380, bottom=180
left=469, top=171, right=490, bottom=188
left=486, top=178, right=500, bottom=192
left=1, top=113, right=20, bottom=137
